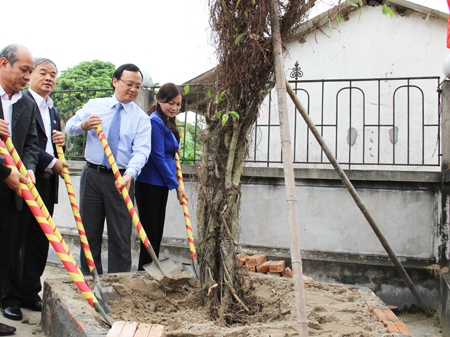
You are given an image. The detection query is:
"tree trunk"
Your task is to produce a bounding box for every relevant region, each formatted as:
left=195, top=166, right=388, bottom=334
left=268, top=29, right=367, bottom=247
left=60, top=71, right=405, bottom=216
left=196, top=0, right=316, bottom=316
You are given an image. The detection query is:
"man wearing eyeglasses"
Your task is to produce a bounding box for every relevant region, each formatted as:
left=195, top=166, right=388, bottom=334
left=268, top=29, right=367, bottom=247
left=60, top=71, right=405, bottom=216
left=65, top=63, right=151, bottom=275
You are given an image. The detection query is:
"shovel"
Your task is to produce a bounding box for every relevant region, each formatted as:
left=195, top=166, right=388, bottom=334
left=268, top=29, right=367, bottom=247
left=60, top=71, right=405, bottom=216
left=95, top=125, right=191, bottom=286
left=56, top=145, right=119, bottom=311
left=174, top=151, right=198, bottom=280
left=0, top=138, right=114, bottom=326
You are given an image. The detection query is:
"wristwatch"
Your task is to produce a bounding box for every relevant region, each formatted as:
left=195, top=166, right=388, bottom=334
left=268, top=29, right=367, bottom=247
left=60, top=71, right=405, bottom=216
left=124, top=171, right=134, bottom=179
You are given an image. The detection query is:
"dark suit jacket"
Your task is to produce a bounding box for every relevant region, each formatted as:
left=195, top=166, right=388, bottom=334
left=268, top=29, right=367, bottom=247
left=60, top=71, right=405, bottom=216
left=0, top=93, right=39, bottom=210
left=25, top=90, right=62, bottom=203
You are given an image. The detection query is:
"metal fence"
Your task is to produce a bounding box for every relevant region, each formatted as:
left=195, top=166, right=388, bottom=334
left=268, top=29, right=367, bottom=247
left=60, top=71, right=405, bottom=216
left=248, top=76, right=441, bottom=170
left=53, top=76, right=442, bottom=170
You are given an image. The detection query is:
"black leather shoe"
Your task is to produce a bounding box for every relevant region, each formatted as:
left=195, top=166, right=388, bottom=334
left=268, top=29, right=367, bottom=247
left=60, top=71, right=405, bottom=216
left=0, top=323, right=16, bottom=336
left=22, top=300, right=42, bottom=312
left=2, top=306, right=22, bottom=320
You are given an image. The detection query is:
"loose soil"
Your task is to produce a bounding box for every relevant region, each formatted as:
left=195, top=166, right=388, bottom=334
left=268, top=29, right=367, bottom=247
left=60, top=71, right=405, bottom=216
left=87, top=271, right=390, bottom=337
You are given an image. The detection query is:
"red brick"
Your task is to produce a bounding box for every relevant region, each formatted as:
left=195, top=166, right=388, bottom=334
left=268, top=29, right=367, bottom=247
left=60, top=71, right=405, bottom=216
left=372, top=308, right=389, bottom=321
left=383, top=309, right=398, bottom=320
left=236, top=253, right=250, bottom=267
left=246, top=254, right=267, bottom=267
left=393, top=320, right=413, bottom=336
left=256, top=261, right=271, bottom=273
left=269, top=260, right=285, bottom=273
left=246, top=265, right=256, bottom=272
left=282, top=267, right=293, bottom=278
left=383, top=320, right=400, bottom=333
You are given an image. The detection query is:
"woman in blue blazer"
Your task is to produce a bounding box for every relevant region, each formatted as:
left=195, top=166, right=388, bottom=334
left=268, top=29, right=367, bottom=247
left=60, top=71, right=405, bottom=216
left=135, top=83, right=188, bottom=271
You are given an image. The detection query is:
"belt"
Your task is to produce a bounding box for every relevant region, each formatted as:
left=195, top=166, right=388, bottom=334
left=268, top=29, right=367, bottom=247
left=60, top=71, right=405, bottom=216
left=86, top=161, right=125, bottom=174
left=42, top=171, right=54, bottom=180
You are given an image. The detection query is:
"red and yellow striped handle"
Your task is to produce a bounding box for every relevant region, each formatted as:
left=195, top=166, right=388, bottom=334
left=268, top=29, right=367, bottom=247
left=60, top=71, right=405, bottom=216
left=95, top=125, right=152, bottom=251
left=55, top=145, right=97, bottom=273
left=175, top=152, right=197, bottom=259
left=1, top=138, right=75, bottom=265
left=0, top=138, right=113, bottom=326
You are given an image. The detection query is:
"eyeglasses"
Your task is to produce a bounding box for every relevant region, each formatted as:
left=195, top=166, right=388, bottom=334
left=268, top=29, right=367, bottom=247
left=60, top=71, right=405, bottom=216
left=118, top=78, right=143, bottom=90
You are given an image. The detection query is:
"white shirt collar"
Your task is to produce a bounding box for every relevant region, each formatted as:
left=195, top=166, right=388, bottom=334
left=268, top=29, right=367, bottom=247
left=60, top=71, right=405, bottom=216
left=29, top=88, right=54, bottom=109
left=0, top=84, right=22, bottom=104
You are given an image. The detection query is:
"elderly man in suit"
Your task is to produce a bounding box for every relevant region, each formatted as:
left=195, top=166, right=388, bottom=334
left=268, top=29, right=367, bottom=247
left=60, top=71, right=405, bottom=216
left=1, top=58, right=67, bottom=322
left=0, top=44, right=39, bottom=336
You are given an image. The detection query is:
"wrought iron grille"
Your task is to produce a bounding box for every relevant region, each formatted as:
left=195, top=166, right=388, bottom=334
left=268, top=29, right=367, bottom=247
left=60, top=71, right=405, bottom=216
left=248, top=76, right=441, bottom=170
left=53, top=76, right=441, bottom=170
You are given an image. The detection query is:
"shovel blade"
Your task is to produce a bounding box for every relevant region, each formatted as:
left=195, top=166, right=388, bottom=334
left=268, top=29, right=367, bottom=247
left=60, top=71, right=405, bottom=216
left=101, top=285, right=120, bottom=302
left=143, top=257, right=181, bottom=278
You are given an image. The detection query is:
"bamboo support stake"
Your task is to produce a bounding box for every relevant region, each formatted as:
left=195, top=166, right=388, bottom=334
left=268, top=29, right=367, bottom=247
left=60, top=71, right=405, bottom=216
left=269, top=1, right=308, bottom=335
left=284, top=79, right=433, bottom=317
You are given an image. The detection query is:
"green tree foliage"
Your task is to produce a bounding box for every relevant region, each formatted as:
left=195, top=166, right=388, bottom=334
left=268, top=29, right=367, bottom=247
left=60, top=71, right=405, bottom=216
left=56, top=59, right=116, bottom=91
left=177, top=115, right=204, bottom=164
left=51, top=60, right=115, bottom=159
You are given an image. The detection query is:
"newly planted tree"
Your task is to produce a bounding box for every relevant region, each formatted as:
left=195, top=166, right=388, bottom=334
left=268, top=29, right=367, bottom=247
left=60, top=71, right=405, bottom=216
left=197, top=0, right=317, bottom=318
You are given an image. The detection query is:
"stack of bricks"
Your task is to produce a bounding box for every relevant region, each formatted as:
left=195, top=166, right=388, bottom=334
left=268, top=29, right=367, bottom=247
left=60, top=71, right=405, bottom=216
left=237, top=253, right=293, bottom=278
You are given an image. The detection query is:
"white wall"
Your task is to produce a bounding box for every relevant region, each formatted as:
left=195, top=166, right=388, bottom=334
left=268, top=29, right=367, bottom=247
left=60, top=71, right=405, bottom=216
left=248, top=5, right=446, bottom=170
left=287, top=6, right=448, bottom=80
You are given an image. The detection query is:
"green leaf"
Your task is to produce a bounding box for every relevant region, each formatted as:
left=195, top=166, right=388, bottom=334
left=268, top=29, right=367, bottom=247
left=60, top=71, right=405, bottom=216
left=359, top=0, right=363, bottom=6
left=327, top=17, right=332, bottom=32
left=215, top=90, right=227, bottom=104
left=235, top=33, right=246, bottom=46
left=221, top=113, right=229, bottom=127
left=216, top=111, right=223, bottom=119
left=218, top=90, right=227, bottom=101
left=382, top=3, right=394, bottom=18
left=336, top=13, right=342, bottom=23
left=207, top=89, right=212, bottom=98
left=349, top=1, right=358, bottom=8
left=229, top=111, right=240, bottom=120
left=183, top=85, right=190, bottom=95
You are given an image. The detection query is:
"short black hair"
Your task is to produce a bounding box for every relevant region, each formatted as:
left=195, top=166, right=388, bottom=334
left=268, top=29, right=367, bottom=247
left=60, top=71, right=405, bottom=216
left=112, top=63, right=143, bottom=84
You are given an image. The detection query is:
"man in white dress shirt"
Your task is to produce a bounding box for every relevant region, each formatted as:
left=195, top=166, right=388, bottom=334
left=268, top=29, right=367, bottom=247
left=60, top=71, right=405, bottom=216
left=65, top=63, right=151, bottom=275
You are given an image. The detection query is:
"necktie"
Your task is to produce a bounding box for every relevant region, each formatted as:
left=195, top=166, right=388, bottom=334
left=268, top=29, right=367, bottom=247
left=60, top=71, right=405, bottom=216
left=104, top=103, right=122, bottom=168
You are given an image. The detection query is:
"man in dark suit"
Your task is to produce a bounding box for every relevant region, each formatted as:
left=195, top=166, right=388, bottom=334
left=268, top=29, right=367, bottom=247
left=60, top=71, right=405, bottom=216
left=0, top=44, right=39, bottom=336
left=1, top=58, right=67, bottom=322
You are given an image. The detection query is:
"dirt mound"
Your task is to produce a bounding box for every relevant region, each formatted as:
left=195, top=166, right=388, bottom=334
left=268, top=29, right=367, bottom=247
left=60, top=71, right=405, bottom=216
left=90, top=272, right=388, bottom=337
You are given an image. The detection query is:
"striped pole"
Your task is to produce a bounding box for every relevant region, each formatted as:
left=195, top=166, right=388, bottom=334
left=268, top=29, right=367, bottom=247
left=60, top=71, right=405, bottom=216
left=0, top=138, right=114, bottom=326
left=55, top=145, right=96, bottom=272
left=55, top=145, right=113, bottom=305
left=175, top=152, right=197, bottom=259
left=1, top=138, right=74, bottom=263
left=95, top=125, right=162, bottom=269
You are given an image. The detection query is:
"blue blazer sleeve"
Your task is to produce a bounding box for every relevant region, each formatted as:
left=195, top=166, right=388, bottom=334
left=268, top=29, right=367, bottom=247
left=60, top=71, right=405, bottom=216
left=149, top=116, right=179, bottom=190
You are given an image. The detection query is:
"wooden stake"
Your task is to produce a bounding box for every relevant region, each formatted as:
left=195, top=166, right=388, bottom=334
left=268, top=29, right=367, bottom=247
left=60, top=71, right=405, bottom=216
left=268, top=1, right=309, bottom=335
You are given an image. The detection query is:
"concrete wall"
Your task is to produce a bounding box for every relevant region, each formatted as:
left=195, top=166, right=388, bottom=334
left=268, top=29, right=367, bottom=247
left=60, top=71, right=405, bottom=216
left=49, top=162, right=442, bottom=309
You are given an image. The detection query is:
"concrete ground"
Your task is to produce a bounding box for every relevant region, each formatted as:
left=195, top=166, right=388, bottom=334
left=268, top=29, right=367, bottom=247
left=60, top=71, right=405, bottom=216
left=0, top=263, right=66, bottom=337
left=0, top=263, right=444, bottom=337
